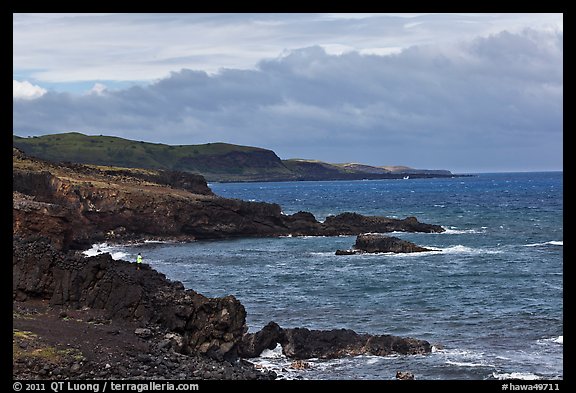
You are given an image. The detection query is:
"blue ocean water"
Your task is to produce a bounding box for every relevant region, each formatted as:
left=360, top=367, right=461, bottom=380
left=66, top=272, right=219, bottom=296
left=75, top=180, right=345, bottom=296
left=98, top=172, right=563, bottom=380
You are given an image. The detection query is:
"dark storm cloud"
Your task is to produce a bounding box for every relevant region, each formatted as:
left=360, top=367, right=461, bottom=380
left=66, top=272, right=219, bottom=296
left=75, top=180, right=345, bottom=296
left=13, top=28, right=562, bottom=172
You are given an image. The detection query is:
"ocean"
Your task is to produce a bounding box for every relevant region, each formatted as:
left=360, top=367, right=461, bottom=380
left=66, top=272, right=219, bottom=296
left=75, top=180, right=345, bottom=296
left=86, top=172, right=563, bottom=380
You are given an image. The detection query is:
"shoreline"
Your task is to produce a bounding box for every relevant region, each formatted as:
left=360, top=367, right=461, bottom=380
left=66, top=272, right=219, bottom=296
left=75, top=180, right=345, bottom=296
left=10, top=149, right=465, bottom=380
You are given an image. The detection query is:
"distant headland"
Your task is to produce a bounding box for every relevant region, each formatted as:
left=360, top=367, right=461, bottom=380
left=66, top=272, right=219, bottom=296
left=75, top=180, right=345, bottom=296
left=13, top=132, right=470, bottom=182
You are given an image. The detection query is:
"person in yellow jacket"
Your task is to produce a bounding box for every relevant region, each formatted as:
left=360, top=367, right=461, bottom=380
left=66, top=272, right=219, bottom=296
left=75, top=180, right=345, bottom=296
left=136, top=253, right=142, bottom=269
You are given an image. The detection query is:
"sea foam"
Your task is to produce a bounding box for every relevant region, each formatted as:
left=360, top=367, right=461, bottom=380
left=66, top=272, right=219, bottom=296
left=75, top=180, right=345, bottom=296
left=492, top=372, right=542, bottom=380
left=538, top=336, right=563, bottom=345
left=442, top=227, right=486, bottom=234
left=82, top=243, right=128, bottom=260
left=524, top=241, right=563, bottom=247
left=440, top=245, right=502, bottom=255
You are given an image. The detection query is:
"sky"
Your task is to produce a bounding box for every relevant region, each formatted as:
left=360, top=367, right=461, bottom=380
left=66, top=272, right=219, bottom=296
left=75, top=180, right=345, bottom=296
left=13, top=13, right=563, bottom=173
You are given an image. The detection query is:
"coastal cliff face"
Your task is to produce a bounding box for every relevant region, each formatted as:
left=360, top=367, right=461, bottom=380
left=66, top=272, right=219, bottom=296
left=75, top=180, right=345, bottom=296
left=13, top=148, right=444, bottom=251
left=13, top=149, right=286, bottom=249
left=13, top=238, right=246, bottom=361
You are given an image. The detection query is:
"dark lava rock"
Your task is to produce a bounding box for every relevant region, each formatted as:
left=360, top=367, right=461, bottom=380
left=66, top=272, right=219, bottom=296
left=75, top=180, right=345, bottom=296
left=13, top=238, right=247, bottom=362
left=13, top=149, right=444, bottom=250
left=335, top=249, right=357, bottom=255
left=323, top=213, right=444, bottom=235
left=238, top=321, right=286, bottom=358
left=336, top=234, right=434, bottom=254
left=396, top=371, right=415, bottom=380
left=237, top=323, right=431, bottom=360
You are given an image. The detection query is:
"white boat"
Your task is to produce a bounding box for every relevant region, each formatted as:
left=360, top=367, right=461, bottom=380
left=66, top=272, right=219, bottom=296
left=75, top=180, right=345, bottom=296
left=403, top=175, right=410, bottom=180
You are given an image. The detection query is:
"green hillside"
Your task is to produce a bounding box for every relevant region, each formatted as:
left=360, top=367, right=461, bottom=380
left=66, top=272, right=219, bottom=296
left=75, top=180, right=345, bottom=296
left=13, top=132, right=457, bottom=182
left=13, top=133, right=296, bottom=182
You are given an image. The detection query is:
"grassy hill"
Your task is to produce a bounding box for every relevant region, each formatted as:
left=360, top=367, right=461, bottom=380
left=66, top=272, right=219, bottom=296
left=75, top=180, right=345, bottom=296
left=13, top=133, right=456, bottom=182
left=13, top=133, right=296, bottom=182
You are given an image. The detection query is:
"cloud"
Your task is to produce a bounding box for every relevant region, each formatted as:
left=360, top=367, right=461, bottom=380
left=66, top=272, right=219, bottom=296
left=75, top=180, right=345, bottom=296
left=13, top=28, right=562, bottom=172
left=13, top=80, right=47, bottom=100
left=13, top=13, right=562, bottom=83
left=88, top=83, right=107, bottom=95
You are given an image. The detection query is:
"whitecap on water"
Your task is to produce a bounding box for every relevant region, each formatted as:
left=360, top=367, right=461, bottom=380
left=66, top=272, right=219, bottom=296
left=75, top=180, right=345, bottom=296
left=441, top=227, right=486, bottom=234
left=250, top=345, right=303, bottom=380
left=82, top=243, right=128, bottom=260
left=259, top=344, right=285, bottom=359
left=537, top=336, right=563, bottom=345
left=446, top=360, right=495, bottom=368
left=440, top=245, right=501, bottom=255
left=492, top=371, right=542, bottom=380
left=554, top=336, right=563, bottom=344
left=433, top=347, right=495, bottom=368
left=310, top=252, right=337, bottom=257
left=524, top=241, right=563, bottom=247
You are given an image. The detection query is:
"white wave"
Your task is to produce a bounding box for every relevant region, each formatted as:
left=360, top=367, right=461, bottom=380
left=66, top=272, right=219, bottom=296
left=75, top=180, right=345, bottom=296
left=441, top=227, right=485, bottom=234
left=360, top=231, right=411, bottom=236
left=446, top=360, right=494, bottom=368
left=442, top=245, right=474, bottom=253
left=365, top=356, right=381, bottom=365
left=82, top=243, right=128, bottom=260
left=438, top=347, right=497, bottom=370
left=110, top=251, right=129, bottom=260
left=250, top=345, right=304, bottom=380
left=82, top=243, right=108, bottom=257
left=259, top=344, right=286, bottom=359
left=434, top=244, right=502, bottom=255
left=310, top=252, right=337, bottom=257
left=524, top=241, right=563, bottom=247
left=436, top=348, right=483, bottom=358
left=538, top=336, right=563, bottom=345
left=440, top=245, right=502, bottom=255
left=554, top=336, right=563, bottom=344
left=492, top=372, right=542, bottom=380
left=335, top=249, right=443, bottom=257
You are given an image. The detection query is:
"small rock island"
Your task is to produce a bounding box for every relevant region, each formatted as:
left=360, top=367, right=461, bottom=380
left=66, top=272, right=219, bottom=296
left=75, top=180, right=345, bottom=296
left=336, top=234, right=435, bottom=255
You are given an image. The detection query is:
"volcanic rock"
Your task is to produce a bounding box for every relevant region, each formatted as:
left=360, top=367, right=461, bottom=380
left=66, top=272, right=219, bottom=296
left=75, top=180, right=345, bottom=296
left=238, top=323, right=431, bottom=360
left=13, top=149, right=444, bottom=251
left=336, top=234, right=434, bottom=254
left=354, top=234, right=433, bottom=253
left=13, top=238, right=246, bottom=361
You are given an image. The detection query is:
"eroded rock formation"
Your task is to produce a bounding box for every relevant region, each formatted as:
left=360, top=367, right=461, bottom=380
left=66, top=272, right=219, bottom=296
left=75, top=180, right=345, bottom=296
left=13, top=149, right=444, bottom=251
left=336, top=233, right=434, bottom=255
left=13, top=238, right=246, bottom=361
left=238, top=322, right=431, bottom=360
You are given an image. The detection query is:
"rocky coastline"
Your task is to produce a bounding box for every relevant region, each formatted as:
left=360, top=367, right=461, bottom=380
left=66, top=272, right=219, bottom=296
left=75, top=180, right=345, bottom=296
left=13, top=149, right=440, bottom=380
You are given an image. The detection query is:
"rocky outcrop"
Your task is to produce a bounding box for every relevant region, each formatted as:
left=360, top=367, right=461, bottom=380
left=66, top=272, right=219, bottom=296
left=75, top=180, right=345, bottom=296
left=396, top=371, right=415, bottom=380
left=13, top=192, right=76, bottom=251
left=283, top=327, right=431, bottom=359
left=238, top=323, right=431, bottom=360
left=13, top=149, right=444, bottom=251
left=13, top=238, right=247, bottom=361
left=336, top=234, right=434, bottom=254
left=237, top=321, right=286, bottom=358
left=324, top=213, right=443, bottom=235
